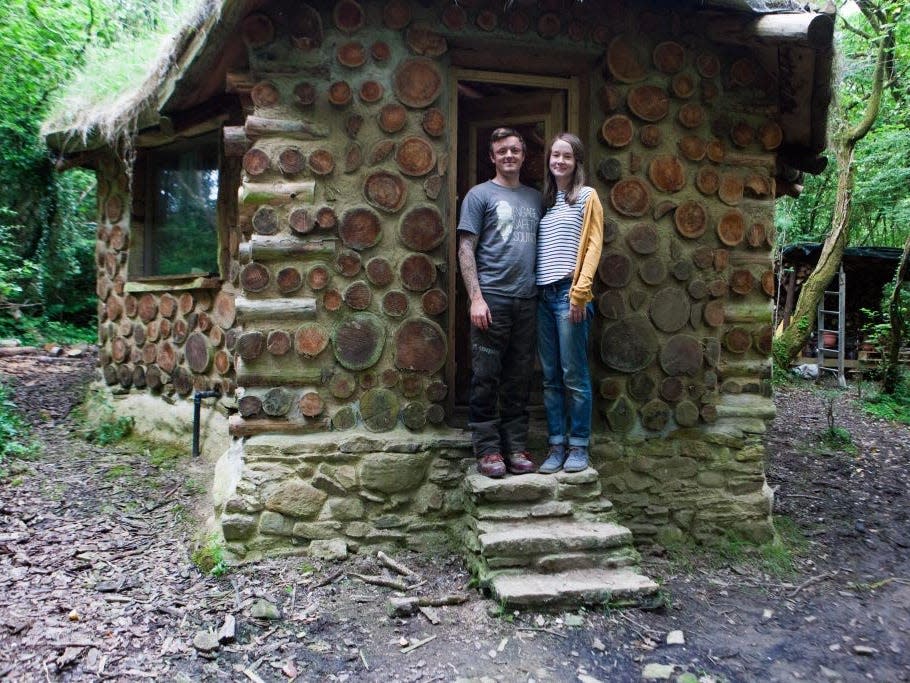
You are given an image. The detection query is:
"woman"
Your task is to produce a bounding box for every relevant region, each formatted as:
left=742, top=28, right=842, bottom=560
left=535, top=133, right=604, bottom=474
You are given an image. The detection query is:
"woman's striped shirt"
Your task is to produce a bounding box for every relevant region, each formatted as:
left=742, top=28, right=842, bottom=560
left=535, top=186, right=593, bottom=286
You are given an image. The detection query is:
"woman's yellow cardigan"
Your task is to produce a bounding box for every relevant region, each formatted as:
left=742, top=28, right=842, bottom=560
left=568, top=189, right=605, bottom=307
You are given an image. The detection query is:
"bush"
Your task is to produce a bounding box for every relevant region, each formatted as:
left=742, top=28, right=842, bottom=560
left=83, top=413, right=135, bottom=445
left=861, top=370, right=910, bottom=424
left=192, top=534, right=228, bottom=577
left=0, top=383, right=38, bottom=474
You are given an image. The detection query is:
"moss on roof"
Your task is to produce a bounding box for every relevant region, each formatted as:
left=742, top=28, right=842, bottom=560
left=43, top=0, right=815, bottom=153
left=42, top=0, right=219, bottom=152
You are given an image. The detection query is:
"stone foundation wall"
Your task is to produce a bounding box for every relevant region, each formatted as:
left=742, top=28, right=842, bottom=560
left=213, top=430, right=473, bottom=560
left=593, top=393, right=775, bottom=545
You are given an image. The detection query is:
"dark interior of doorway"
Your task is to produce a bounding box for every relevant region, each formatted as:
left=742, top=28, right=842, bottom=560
left=449, top=80, right=568, bottom=430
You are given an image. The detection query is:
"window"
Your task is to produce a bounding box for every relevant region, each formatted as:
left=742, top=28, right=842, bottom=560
left=135, top=133, right=223, bottom=279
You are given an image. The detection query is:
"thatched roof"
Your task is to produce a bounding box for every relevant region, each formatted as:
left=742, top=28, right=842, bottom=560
left=44, top=0, right=834, bottom=162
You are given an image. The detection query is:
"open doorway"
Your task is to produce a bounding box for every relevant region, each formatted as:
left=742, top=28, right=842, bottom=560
left=446, top=70, right=579, bottom=424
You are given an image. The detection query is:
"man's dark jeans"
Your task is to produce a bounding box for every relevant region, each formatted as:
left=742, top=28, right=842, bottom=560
left=468, top=292, right=537, bottom=457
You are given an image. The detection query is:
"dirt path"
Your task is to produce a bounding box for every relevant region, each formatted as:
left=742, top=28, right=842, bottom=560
left=1, top=356, right=908, bottom=682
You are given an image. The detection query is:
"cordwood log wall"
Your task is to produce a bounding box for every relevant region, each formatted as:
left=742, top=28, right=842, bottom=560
left=90, top=0, right=811, bottom=555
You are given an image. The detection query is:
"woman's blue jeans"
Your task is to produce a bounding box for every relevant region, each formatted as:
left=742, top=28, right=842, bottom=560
left=537, top=278, right=593, bottom=447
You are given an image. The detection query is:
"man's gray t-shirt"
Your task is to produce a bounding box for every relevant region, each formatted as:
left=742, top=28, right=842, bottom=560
left=457, top=180, right=541, bottom=299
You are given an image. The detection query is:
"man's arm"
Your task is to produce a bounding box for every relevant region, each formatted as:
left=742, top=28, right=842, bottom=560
left=458, top=232, right=491, bottom=330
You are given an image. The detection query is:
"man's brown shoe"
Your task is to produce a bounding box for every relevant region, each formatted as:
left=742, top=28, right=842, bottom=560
left=506, top=451, right=536, bottom=475
left=478, top=453, right=506, bottom=478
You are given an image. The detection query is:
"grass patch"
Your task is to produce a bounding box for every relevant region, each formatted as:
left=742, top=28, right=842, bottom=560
left=819, top=426, right=857, bottom=454
left=83, top=413, right=134, bottom=445
left=0, top=382, right=40, bottom=477
left=192, top=533, right=228, bottom=577
left=665, top=516, right=806, bottom=579
left=184, top=478, right=206, bottom=495
left=104, top=464, right=131, bottom=480
left=131, top=437, right=186, bottom=470
left=859, top=377, right=910, bottom=425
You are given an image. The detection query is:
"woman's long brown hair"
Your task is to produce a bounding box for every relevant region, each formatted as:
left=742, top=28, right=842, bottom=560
left=542, top=132, right=587, bottom=208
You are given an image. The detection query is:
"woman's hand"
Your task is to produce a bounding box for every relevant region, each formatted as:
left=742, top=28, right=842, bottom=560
left=569, top=302, right=586, bottom=324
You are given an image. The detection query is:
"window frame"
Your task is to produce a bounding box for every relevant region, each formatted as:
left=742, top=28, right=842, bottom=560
left=128, top=128, right=238, bottom=286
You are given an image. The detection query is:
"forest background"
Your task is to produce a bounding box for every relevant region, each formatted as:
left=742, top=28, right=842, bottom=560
left=0, top=0, right=906, bottom=343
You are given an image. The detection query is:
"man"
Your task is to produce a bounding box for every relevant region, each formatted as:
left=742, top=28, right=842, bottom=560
left=457, top=128, right=541, bottom=478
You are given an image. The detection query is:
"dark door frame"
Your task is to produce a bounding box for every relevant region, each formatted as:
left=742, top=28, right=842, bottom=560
left=445, top=68, right=581, bottom=421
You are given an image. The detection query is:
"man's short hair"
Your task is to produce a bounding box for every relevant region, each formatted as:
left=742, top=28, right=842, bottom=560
left=489, top=127, right=526, bottom=154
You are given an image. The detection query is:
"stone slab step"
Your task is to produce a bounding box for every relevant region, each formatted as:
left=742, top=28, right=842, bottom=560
left=490, top=567, right=659, bottom=607
left=464, top=468, right=599, bottom=503
left=478, top=519, right=633, bottom=557
left=467, top=499, right=574, bottom=522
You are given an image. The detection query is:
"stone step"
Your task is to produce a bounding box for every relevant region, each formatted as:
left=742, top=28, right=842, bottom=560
left=489, top=567, right=659, bottom=607
left=478, top=519, right=633, bottom=558
left=466, top=499, right=575, bottom=522
left=481, top=546, right=641, bottom=572
left=465, top=496, right=615, bottom=522
left=464, top=468, right=601, bottom=504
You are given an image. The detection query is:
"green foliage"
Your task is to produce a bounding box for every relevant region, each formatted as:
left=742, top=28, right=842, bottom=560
left=104, top=463, right=131, bottom=480
left=143, top=440, right=186, bottom=469
left=83, top=412, right=134, bottom=446
left=664, top=518, right=804, bottom=579
left=0, top=382, right=39, bottom=474
left=821, top=425, right=855, bottom=452
left=860, top=371, right=910, bottom=424
left=192, top=533, right=228, bottom=577
left=818, top=390, right=857, bottom=453
left=775, top=4, right=910, bottom=249
left=0, top=315, right=95, bottom=345
left=0, top=1, right=206, bottom=335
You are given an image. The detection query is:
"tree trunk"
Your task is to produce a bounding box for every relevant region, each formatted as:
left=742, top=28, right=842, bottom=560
left=774, top=146, right=855, bottom=367
left=883, top=233, right=910, bottom=394
left=774, top=2, right=893, bottom=369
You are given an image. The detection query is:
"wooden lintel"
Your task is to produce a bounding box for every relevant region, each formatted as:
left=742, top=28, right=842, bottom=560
left=239, top=236, right=336, bottom=264
left=244, top=115, right=329, bottom=141
left=124, top=276, right=221, bottom=293
left=722, top=152, right=776, bottom=171
left=235, top=296, right=317, bottom=323
left=239, top=181, right=316, bottom=206
left=449, top=37, right=598, bottom=76
left=229, top=414, right=330, bottom=437
left=234, top=357, right=329, bottom=387
left=135, top=115, right=228, bottom=148
left=730, top=253, right=772, bottom=267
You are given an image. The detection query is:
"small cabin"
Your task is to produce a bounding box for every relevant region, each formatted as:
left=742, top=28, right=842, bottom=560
left=46, top=0, right=835, bottom=566
left=778, top=243, right=910, bottom=374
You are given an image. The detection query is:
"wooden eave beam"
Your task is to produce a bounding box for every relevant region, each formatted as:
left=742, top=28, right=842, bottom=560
left=157, top=0, right=252, bottom=114
left=135, top=93, right=242, bottom=149
left=705, top=10, right=834, bottom=49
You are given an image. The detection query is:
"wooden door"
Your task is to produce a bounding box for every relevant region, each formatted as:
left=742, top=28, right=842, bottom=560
left=448, top=82, right=569, bottom=422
